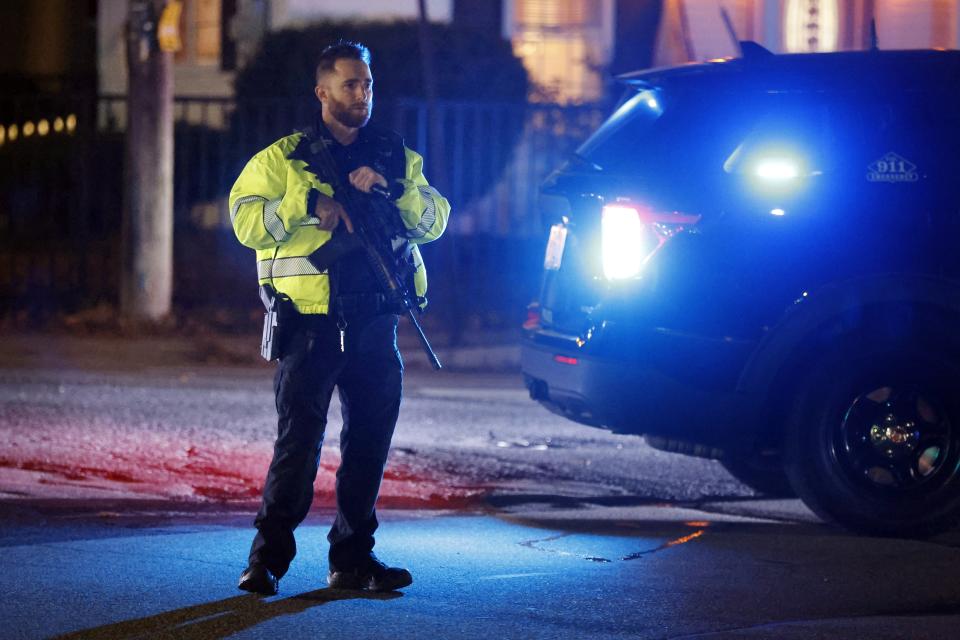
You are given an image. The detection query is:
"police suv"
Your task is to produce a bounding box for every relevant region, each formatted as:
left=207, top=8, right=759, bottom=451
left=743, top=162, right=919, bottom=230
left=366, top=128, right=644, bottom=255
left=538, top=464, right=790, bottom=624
left=521, top=46, right=960, bottom=536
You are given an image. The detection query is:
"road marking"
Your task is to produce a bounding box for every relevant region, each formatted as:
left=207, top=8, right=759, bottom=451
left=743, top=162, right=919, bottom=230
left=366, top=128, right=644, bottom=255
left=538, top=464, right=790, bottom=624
left=621, top=529, right=706, bottom=561
left=519, top=524, right=709, bottom=563
left=518, top=532, right=612, bottom=562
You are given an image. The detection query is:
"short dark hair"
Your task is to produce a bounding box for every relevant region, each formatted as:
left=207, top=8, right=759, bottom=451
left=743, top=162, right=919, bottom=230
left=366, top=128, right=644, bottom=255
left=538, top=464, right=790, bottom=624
left=315, top=40, right=371, bottom=83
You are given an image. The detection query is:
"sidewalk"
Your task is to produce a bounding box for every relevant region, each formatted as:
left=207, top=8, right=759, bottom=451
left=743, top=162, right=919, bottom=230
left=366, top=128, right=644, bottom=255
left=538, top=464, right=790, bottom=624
left=0, top=326, right=521, bottom=373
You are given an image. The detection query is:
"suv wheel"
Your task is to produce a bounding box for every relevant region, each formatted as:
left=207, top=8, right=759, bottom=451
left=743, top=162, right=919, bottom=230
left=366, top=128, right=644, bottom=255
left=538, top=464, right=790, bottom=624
left=785, top=347, right=960, bottom=537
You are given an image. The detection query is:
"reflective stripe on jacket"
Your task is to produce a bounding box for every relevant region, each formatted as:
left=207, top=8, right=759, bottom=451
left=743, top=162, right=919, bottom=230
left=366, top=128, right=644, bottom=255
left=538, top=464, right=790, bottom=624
left=229, top=131, right=450, bottom=314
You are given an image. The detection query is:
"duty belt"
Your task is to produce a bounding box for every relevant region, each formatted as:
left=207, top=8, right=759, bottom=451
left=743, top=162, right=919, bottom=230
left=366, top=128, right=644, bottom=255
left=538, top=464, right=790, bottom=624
left=335, top=292, right=402, bottom=318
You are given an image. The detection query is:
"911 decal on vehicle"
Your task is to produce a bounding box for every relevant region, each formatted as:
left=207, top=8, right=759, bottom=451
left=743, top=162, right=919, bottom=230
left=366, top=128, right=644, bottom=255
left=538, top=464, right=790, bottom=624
left=867, top=152, right=919, bottom=183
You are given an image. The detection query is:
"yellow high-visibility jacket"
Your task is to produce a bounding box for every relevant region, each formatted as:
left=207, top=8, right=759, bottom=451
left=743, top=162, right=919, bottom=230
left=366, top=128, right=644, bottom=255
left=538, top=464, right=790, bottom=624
left=229, top=128, right=449, bottom=315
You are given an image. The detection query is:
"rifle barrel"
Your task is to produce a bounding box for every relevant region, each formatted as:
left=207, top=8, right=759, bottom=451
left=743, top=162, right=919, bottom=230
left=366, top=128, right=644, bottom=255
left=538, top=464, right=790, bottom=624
left=408, top=308, right=442, bottom=370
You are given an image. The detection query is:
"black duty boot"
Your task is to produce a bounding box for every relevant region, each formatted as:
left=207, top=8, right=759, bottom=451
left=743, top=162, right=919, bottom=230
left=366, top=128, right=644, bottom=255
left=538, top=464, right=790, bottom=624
left=238, top=564, right=279, bottom=595
left=327, top=554, right=412, bottom=592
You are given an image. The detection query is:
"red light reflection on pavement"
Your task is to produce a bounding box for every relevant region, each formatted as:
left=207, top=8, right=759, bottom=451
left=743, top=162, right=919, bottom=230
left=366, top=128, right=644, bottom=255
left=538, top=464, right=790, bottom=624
left=0, top=415, right=486, bottom=509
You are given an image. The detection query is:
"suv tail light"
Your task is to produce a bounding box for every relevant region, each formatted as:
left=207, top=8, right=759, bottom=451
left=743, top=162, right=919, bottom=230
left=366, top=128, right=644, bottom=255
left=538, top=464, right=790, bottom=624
left=601, top=203, right=701, bottom=280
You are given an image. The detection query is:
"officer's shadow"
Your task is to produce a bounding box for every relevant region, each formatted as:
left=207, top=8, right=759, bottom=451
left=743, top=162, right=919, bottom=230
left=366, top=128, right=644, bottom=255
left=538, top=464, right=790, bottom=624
left=52, top=588, right=402, bottom=640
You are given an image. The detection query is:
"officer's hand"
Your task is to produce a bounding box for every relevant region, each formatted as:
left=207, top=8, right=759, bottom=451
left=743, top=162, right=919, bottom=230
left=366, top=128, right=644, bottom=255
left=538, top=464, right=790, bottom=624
left=349, top=166, right=388, bottom=194
left=314, top=193, right=354, bottom=233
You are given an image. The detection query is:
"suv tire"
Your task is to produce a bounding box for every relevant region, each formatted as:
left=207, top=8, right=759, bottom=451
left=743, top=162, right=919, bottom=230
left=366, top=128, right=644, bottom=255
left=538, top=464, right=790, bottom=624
left=785, top=343, right=960, bottom=537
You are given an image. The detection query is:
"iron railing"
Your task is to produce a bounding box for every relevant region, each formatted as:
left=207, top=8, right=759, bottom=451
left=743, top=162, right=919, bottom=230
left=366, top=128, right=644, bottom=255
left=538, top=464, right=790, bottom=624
left=0, top=93, right=606, bottom=330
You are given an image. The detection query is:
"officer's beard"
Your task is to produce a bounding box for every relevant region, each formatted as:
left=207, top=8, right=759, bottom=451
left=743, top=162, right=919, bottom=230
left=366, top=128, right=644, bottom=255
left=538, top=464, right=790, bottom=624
left=326, top=95, right=372, bottom=129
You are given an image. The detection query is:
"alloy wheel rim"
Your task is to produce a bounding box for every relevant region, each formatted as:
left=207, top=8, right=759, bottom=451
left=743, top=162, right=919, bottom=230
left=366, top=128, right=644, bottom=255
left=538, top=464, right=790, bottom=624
left=836, top=384, right=957, bottom=494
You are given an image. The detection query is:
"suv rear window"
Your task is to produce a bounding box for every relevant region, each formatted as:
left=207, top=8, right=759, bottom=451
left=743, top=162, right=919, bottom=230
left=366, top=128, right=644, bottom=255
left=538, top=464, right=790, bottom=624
left=579, top=85, right=960, bottom=197
left=578, top=87, right=760, bottom=181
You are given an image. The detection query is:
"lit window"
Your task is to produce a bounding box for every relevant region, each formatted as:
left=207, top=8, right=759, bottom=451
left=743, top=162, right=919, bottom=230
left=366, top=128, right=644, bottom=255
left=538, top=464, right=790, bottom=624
left=8, top=124, right=18, bottom=141
left=66, top=115, right=77, bottom=133
left=875, top=0, right=958, bottom=50
left=23, top=121, right=35, bottom=137
left=53, top=117, right=64, bottom=132
left=195, top=0, right=222, bottom=64
left=38, top=119, right=50, bottom=136
left=0, top=125, right=5, bottom=145
left=784, top=0, right=839, bottom=53
left=511, top=0, right=611, bottom=104
left=176, top=0, right=222, bottom=66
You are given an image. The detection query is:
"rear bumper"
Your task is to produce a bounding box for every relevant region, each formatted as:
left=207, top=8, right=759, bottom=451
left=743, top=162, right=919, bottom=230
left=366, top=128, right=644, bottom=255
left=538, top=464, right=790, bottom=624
left=520, top=322, right=761, bottom=447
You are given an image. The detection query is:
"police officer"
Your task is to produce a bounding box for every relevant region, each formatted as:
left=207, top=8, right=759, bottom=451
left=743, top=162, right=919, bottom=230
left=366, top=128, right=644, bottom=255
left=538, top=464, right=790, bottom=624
left=229, top=41, right=449, bottom=595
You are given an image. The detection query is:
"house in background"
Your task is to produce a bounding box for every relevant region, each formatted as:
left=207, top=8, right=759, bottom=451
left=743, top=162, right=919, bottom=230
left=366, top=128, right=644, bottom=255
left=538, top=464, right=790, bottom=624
left=249, top=0, right=960, bottom=100
left=57, top=0, right=960, bottom=234
left=93, top=0, right=652, bottom=103
left=5, top=1, right=960, bottom=102
left=92, top=1, right=659, bottom=102
left=655, top=0, right=960, bottom=67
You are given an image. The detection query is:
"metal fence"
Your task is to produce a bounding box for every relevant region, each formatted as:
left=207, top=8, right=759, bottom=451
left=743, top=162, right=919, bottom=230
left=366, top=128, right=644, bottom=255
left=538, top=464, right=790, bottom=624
left=0, top=93, right=605, bottom=330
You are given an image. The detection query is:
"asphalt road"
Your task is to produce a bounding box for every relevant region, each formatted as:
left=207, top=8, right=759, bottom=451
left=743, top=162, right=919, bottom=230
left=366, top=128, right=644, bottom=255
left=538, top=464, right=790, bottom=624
left=0, top=339, right=758, bottom=508
left=2, top=335, right=960, bottom=638
left=3, top=502, right=960, bottom=640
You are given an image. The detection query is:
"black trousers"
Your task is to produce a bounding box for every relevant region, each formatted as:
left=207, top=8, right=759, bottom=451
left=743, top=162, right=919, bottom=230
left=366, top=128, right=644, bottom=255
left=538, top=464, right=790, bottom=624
left=248, top=312, right=403, bottom=577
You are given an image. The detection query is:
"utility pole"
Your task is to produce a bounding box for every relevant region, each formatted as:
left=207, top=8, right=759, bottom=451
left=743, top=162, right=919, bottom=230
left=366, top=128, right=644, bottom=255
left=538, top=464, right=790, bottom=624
left=122, top=0, right=174, bottom=321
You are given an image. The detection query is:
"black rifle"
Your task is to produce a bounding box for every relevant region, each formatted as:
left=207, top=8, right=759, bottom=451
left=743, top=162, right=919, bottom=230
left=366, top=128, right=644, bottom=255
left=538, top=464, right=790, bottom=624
left=303, top=132, right=442, bottom=370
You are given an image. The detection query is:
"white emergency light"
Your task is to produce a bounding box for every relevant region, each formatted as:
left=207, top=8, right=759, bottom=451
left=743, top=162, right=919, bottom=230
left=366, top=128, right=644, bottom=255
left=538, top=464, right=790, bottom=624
left=601, top=203, right=701, bottom=281
left=602, top=205, right=647, bottom=280
left=755, top=158, right=800, bottom=181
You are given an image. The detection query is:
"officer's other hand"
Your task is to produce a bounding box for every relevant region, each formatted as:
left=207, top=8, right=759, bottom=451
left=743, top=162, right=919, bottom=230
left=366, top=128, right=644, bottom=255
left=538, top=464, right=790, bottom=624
left=349, top=166, right=388, bottom=194
left=314, top=193, right=354, bottom=233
